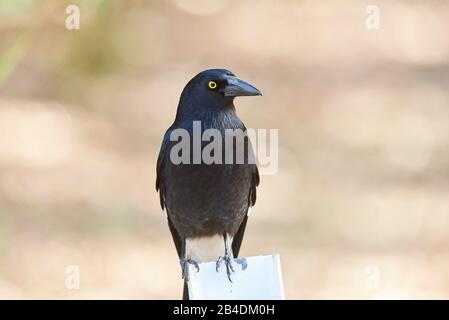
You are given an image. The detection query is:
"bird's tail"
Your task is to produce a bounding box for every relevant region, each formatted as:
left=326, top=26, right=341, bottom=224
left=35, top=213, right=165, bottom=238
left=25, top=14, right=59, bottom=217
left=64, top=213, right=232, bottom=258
left=182, top=280, right=189, bottom=300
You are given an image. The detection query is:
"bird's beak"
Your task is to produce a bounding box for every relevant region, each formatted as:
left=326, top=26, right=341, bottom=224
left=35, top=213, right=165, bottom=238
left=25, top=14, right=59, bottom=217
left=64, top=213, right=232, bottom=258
left=223, top=76, right=262, bottom=97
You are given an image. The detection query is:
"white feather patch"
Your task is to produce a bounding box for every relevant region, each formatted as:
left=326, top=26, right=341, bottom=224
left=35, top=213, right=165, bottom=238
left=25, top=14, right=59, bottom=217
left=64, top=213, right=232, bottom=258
left=186, top=234, right=232, bottom=263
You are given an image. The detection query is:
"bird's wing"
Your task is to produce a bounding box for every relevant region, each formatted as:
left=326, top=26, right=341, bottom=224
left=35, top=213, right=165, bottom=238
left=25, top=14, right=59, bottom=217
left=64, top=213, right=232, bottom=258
left=156, top=128, right=174, bottom=210
left=156, top=128, right=184, bottom=258
left=167, top=215, right=182, bottom=257
left=232, top=164, right=259, bottom=257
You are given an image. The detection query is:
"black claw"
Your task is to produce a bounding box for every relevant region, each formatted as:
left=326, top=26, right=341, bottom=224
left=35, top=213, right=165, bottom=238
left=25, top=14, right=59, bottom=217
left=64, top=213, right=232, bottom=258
left=226, top=258, right=234, bottom=282
left=180, top=258, right=200, bottom=279
left=226, top=269, right=233, bottom=283
left=216, top=255, right=235, bottom=282
left=193, top=260, right=200, bottom=272
left=216, top=257, right=222, bottom=273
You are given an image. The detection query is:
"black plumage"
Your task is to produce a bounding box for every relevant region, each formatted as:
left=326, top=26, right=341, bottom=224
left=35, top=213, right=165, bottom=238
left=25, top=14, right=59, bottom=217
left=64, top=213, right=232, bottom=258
left=156, top=69, right=261, bottom=298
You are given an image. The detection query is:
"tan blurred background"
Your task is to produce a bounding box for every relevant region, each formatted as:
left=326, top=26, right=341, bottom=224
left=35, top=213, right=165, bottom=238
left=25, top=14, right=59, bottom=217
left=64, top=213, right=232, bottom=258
left=0, top=0, right=449, bottom=299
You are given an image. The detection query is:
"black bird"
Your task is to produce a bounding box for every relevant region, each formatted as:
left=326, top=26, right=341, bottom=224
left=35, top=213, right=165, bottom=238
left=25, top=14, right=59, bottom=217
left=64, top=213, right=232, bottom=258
left=156, top=69, right=261, bottom=299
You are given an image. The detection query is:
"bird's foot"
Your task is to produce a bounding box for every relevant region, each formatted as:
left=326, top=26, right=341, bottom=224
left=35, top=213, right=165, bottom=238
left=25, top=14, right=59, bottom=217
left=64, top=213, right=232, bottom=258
left=180, top=258, right=200, bottom=280
left=216, top=254, right=235, bottom=282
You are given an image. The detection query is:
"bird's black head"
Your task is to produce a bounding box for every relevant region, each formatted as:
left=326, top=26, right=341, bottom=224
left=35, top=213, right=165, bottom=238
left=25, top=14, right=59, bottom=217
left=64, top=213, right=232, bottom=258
left=176, top=69, right=261, bottom=119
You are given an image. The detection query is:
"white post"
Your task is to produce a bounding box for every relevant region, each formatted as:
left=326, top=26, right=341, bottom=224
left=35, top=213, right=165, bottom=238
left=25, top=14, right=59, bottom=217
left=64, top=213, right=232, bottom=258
left=187, top=254, right=285, bottom=300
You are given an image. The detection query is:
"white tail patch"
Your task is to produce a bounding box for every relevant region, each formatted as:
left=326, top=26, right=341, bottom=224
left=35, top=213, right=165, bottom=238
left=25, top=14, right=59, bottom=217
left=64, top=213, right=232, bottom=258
left=186, top=234, right=232, bottom=263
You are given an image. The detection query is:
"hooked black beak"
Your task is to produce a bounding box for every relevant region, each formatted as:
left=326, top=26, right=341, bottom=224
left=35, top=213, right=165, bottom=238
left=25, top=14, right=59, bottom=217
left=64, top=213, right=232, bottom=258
left=223, top=76, right=262, bottom=97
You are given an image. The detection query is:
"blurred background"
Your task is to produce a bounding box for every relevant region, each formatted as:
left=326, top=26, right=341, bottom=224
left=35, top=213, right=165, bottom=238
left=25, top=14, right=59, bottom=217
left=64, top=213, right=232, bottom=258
left=0, top=0, right=449, bottom=299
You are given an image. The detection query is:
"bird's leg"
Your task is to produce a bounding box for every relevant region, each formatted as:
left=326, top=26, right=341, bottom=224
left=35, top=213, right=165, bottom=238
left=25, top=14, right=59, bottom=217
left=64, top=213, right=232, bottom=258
left=216, top=233, right=235, bottom=282
left=179, top=237, right=200, bottom=280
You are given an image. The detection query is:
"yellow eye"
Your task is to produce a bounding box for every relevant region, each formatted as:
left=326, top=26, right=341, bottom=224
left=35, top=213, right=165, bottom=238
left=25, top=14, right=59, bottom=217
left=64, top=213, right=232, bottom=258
left=208, top=81, right=217, bottom=90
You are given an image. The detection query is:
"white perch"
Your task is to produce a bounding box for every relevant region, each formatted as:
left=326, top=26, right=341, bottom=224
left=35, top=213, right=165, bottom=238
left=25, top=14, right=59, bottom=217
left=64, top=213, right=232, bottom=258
left=187, top=254, right=285, bottom=300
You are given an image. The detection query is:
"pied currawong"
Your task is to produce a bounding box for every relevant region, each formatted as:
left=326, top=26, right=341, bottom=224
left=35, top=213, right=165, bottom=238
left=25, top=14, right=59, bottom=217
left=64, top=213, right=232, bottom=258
left=156, top=69, right=261, bottom=299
